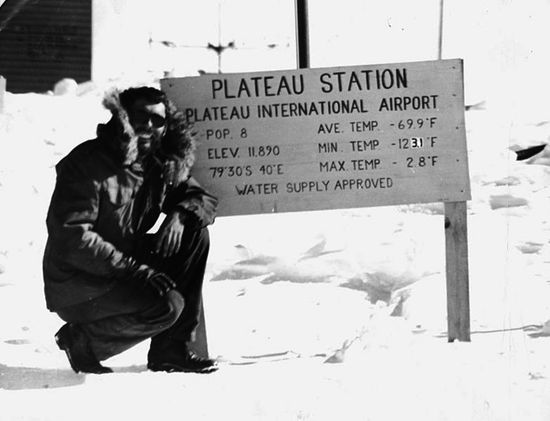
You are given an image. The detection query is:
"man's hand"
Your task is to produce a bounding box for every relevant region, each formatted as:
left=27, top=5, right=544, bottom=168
left=154, top=211, right=186, bottom=258
left=134, top=264, right=176, bottom=296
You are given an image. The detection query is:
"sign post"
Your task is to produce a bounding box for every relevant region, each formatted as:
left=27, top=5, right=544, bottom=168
left=438, top=0, right=470, bottom=342
left=162, top=58, right=471, bottom=341
left=174, top=0, right=471, bottom=351
left=445, top=201, right=470, bottom=341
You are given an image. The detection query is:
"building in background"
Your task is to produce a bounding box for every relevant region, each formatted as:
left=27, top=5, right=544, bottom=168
left=0, top=0, right=91, bottom=93
left=0, top=0, right=295, bottom=92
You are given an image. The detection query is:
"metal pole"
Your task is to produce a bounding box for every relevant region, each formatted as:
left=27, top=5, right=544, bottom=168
left=438, top=0, right=444, bottom=60
left=295, top=0, right=309, bottom=69
left=217, top=2, right=223, bottom=73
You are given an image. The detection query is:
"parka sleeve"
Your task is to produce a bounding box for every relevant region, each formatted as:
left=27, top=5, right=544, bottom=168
left=162, top=175, right=218, bottom=229
left=46, top=158, right=136, bottom=279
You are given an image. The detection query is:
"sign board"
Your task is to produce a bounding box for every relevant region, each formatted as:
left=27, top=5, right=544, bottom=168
left=161, top=59, right=470, bottom=216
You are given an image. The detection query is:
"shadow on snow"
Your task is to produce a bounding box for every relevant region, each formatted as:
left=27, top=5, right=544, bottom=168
left=0, top=364, right=149, bottom=390
left=0, top=364, right=85, bottom=390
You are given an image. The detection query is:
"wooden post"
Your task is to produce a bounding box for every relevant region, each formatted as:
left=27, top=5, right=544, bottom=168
left=438, top=0, right=470, bottom=342
left=445, top=201, right=470, bottom=341
left=0, top=76, right=5, bottom=114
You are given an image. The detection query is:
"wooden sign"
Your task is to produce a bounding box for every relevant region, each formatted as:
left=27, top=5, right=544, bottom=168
left=161, top=59, right=470, bottom=216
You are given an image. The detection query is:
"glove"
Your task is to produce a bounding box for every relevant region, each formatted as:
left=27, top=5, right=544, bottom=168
left=133, top=264, right=176, bottom=297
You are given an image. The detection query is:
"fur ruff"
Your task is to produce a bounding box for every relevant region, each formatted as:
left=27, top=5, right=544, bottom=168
left=98, top=89, right=196, bottom=185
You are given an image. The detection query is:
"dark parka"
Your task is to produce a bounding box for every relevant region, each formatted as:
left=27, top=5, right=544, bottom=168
left=43, top=91, right=217, bottom=311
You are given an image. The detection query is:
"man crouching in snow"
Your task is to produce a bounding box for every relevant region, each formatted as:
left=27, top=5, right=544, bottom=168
left=42, top=87, right=218, bottom=374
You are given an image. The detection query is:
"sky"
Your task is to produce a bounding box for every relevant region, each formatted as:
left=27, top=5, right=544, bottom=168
left=91, top=0, right=550, bottom=122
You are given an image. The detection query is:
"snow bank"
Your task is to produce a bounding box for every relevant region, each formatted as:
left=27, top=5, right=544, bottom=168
left=1, top=77, right=550, bottom=420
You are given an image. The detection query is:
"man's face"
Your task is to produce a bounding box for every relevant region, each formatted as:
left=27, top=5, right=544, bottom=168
left=128, top=99, right=167, bottom=155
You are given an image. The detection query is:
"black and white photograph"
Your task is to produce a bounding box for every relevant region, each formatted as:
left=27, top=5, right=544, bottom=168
left=1, top=0, right=549, bottom=419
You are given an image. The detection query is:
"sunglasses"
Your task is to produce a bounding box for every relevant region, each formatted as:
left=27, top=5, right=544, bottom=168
left=132, top=110, right=167, bottom=128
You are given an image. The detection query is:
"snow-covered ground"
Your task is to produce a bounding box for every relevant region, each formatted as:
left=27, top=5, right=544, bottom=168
left=0, top=75, right=550, bottom=420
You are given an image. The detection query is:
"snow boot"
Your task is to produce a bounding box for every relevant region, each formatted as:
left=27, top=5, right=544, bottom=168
left=55, top=323, right=113, bottom=374
left=147, top=340, right=218, bottom=373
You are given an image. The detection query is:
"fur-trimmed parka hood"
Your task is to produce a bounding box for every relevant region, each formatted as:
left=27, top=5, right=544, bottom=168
left=96, top=89, right=196, bottom=184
